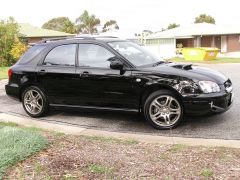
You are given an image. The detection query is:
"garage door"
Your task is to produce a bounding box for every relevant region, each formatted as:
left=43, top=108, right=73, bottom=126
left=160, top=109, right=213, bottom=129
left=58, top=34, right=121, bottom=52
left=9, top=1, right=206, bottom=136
left=145, top=38, right=176, bottom=58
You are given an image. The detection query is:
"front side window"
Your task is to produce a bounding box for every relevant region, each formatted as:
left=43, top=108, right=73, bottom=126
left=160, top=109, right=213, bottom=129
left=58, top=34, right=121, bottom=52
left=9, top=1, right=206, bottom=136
left=44, top=44, right=76, bottom=66
left=78, top=44, right=115, bottom=68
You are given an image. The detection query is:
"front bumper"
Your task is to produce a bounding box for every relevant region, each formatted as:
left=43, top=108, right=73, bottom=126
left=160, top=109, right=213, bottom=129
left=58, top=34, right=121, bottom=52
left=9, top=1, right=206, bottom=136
left=183, top=91, right=233, bottom=115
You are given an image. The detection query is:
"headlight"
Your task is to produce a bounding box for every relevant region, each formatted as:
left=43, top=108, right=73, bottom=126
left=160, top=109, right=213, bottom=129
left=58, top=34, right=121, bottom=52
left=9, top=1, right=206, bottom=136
left=198, top=81, right=220, bottom=93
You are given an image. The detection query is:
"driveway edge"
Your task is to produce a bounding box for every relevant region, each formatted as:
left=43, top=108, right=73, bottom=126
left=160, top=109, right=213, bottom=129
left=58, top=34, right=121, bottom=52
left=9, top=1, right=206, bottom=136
left=0, top=112, right=239, bottom=148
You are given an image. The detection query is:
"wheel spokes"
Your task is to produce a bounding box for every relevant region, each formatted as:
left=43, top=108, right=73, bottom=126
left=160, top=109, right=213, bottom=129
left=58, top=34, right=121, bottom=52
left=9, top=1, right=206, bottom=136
left=24, top=90, right=43, bottom=115
left=149, top=95, right=181, bottom=127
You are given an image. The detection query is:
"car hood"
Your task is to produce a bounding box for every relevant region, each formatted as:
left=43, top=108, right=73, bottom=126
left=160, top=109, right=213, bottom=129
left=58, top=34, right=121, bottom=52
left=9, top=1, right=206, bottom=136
left=139, top=62, right=228, bottom=84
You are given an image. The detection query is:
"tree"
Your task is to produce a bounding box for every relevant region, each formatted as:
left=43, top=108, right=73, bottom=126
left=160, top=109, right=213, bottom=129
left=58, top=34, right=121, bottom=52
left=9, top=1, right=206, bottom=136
left=167, top=23, right=180, bottom=30
left=102, top=20, right=119, bottom=32
left=42, top=17, right=76, bottom=34
left=194, top=14, right=216, bottom=24
left=0, top=17, right=19, bottom=66
left=10, top=40, right=28, bottom=60
left=75, top=10, right=100, bottom=34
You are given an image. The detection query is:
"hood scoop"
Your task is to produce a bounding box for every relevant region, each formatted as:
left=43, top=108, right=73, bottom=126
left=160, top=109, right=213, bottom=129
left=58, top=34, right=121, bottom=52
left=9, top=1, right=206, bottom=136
left=172, top=64, right=193, bottom=70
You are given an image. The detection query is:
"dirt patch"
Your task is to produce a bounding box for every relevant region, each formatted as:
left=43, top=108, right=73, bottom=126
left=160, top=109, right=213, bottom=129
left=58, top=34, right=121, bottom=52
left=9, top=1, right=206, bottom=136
left=4, top=132, right=240, bottom=179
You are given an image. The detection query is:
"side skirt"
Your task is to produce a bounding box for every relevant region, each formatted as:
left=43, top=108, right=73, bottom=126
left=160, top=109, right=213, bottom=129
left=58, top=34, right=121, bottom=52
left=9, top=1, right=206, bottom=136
left=50, top=104, right=139, bottom=112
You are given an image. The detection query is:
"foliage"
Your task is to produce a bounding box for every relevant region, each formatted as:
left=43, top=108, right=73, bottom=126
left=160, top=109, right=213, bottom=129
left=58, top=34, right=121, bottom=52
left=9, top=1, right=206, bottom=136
left=102, top=20, right=119, bottom=32
left=75, top=10, right=101, bottom=34
left=167, top=23, right=180, bottom=30
left=0, top=17, right=19, bottom=66
left=0, top=126, right=48, bottom=178
left=194, top=14, right=216, bottom=24
left=10, top=40, right=28, bottom=60
left=0, top=67, right=9, bottom=79
left=42, top=17, right=76, bottom=34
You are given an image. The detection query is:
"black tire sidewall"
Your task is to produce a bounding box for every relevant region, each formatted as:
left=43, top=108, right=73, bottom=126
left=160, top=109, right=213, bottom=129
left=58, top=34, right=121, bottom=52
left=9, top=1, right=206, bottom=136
left=22, top=86, right=48, bottom=117
left=144, top=90, right=183, bottom=130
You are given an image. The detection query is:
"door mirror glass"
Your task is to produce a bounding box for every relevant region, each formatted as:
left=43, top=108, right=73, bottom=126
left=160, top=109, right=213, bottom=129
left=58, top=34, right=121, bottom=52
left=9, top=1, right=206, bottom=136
left=109, top=57, right=124, bottom=70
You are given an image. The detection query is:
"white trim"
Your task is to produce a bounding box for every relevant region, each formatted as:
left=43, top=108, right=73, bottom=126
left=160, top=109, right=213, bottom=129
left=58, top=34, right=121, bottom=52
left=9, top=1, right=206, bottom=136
left=221, top=36, right=227, bottom=53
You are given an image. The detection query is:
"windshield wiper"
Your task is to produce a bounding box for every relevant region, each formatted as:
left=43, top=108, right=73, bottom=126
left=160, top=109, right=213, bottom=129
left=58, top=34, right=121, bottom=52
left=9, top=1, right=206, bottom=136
left=152, top=61, right=165, bottom=67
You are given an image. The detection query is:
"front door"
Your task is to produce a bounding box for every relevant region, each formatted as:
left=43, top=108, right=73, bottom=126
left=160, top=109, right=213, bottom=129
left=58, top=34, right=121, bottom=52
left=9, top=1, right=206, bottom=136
left=75, top=43, right=137, bottom=109
left=36, top=44, right=77, bottom=105
left=214, top=36, right=222, bottom=50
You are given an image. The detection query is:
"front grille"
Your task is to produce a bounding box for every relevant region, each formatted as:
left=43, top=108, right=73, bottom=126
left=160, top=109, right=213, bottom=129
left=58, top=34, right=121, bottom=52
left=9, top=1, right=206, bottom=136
left=224, top=79, right=233, bottom=92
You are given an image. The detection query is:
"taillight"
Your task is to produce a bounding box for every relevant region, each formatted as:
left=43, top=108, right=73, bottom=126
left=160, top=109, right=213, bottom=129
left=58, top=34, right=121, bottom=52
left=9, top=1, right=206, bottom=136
left=8, top=69, right=12, bottom=80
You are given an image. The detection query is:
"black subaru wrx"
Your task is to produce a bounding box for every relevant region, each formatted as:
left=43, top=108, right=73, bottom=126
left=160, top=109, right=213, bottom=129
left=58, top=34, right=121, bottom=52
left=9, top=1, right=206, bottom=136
left=5, top=37, right=233, bottom=129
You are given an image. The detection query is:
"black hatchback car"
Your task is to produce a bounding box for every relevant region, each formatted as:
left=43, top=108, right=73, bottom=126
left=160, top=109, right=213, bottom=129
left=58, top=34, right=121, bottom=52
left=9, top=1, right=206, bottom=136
left=5, top=37, right=233, bottom=129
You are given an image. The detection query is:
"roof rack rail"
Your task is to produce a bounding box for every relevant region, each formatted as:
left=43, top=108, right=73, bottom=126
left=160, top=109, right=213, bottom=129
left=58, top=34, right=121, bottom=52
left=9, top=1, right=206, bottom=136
left=94, top=36, right=119, bottom=38
left=39, top=37, right=73, bottom=43
left=74, top=36, right=95, bottom=40
left=37, top=35, right=120, bottom=44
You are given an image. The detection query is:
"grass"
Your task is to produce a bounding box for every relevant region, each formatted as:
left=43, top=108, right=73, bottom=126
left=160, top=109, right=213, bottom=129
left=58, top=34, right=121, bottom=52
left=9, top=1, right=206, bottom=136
left=200, top=168, right=214, bottom=178
left=169, top=57, right=240, bottom=63
left=0, top=67, right=9, bottom=80
left=83, top=135, right=138, bottom=145
left=88, top=164, right=113, bottom=174
left=168, top=144, right=187, bottom=153
left=0, top=122, right=48, bottom=178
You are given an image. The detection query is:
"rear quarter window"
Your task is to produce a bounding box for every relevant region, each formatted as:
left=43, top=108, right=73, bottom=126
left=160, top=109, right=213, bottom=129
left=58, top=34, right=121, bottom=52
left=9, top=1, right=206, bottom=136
left=18, top=45, right=46, bottom=64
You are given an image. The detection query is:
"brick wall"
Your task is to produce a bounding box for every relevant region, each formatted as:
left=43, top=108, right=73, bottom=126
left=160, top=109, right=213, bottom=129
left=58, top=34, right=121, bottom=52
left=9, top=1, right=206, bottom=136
left=201, top=36, right=213, bottom=47
left=227, top=35, right=240, bottom=52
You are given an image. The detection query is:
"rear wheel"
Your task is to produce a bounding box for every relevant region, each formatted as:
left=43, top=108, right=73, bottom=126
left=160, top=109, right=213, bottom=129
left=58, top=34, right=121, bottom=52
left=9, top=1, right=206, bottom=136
left=22, top=86, right=49, bottom=117
left=144, top=90, right=183, bottom=129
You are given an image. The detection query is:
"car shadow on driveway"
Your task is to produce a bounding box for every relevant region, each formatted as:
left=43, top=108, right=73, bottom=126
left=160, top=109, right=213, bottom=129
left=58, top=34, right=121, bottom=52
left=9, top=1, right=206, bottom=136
left=36, top=107, right=234, bottom=140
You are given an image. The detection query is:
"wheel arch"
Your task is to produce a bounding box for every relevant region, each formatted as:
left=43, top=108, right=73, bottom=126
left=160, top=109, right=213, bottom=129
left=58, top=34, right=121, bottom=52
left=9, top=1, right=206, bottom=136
left=140, top=83, right=184, bottom=111
left=19, top=83, right=46, bottom=101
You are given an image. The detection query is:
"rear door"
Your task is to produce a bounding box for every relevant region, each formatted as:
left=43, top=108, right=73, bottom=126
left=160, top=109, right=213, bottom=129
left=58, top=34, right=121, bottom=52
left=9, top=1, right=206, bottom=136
left=36, top=44, right=78, bottom=105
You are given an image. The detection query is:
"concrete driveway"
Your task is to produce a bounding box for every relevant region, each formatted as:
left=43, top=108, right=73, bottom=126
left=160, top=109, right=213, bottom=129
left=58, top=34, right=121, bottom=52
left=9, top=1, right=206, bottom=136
left=0, top=63, right=239, bottom=140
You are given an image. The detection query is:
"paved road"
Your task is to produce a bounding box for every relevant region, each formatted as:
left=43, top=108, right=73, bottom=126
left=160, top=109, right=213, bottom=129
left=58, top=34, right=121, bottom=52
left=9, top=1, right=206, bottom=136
left=0, top=63, right=239, bottom=140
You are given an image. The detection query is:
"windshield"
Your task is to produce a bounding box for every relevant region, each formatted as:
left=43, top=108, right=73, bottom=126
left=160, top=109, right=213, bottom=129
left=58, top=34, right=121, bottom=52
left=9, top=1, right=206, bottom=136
left=108, top=41, right=162, bottom=67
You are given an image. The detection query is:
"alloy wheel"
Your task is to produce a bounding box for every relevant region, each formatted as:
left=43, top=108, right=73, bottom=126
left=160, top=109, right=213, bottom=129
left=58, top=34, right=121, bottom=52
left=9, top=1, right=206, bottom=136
left=23, top=89, right=43, bottom=115
left=149, top=95, right=181, bottom=127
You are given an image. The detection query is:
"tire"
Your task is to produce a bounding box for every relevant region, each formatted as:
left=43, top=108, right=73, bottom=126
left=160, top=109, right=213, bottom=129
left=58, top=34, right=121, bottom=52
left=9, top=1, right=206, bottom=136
left=143, top=90, right=183, bottom=129
left=22, top=86, right=49, bottom=117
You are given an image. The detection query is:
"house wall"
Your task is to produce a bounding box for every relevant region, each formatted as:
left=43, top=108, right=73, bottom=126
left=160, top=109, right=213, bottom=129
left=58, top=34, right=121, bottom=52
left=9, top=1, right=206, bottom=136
left=27, top=37, right=43, bottom=44
left=201, top=36, right=213, bottom=47
left=227, top=35, right=240, bottom=52
left=176, top=39, right=194, bottom=47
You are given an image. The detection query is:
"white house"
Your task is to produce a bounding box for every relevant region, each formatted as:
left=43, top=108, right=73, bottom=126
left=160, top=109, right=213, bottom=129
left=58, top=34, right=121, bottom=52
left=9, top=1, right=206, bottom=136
left=145, top=23, right=240, bottom=58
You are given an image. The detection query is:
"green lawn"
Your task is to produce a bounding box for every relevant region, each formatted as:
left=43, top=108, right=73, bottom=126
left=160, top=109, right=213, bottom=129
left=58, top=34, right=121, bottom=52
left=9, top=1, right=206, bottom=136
left=0, top=122, right=48, bottom=178
left=0, top=67, right=9, bottom=80
left=169, top=57, right=240, bottom=63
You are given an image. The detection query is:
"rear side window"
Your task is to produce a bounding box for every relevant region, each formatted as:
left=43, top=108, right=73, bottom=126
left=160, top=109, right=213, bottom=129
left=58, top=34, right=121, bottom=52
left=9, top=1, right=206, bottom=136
left=43, top=44, right=76, bottom=66
left=18, top=45, right=46, bottom=64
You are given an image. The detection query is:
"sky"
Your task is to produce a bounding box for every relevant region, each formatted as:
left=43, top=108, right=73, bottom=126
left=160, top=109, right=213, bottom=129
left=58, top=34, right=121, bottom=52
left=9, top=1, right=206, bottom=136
left=0, top=0, right=240, bottom=33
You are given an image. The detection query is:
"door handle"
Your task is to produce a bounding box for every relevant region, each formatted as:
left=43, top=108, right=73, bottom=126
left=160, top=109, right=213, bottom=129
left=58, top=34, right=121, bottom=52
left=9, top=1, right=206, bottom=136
left=38, top=69, right=47, bottom=75
left=80, top=71, right=90, bottom=77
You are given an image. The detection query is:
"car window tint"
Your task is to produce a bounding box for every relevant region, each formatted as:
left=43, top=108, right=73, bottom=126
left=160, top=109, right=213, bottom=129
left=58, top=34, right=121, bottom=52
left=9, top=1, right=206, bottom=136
left=78, top=44, right=115, bottom=68
left=18, top=45, right=46, bottom=64
left=44, top=44, right=76, bottom=66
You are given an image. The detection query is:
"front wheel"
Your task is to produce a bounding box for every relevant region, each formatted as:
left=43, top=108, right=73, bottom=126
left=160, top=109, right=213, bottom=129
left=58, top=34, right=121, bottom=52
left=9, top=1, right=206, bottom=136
left=22, top=86, right=49, bottom=117
left=144, top=90, right=183, bottom=129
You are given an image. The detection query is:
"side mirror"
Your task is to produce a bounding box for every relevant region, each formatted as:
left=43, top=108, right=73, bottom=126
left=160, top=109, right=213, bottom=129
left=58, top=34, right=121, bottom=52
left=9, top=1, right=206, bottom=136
left=110, top=58, right=124, bottom=70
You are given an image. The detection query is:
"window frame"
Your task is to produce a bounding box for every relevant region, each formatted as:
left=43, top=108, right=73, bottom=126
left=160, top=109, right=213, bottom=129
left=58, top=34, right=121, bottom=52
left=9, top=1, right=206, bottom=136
left=41, top=43, right=78, bottom=67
